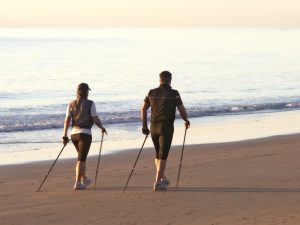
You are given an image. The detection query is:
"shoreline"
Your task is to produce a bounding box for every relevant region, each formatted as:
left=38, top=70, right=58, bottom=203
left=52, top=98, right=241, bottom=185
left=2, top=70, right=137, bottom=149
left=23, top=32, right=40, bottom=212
left=1, top=109, right=300, bottom=166
left=1, top=132, right=299, bottom=168
left=1, top=133, right=300, bottom=224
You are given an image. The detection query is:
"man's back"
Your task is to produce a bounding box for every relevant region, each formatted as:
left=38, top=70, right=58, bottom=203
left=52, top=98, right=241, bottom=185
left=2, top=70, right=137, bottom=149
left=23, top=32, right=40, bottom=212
left=145, top=84, right=182, bottom=125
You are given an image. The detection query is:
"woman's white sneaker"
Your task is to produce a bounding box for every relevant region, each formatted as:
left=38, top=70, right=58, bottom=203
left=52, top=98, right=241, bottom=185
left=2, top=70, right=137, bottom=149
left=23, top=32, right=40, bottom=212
left=74, top=181, right=86, bottom=190
left=153, top=181, right=167, bottom=191
left=81, top=177, right=92, bottom=186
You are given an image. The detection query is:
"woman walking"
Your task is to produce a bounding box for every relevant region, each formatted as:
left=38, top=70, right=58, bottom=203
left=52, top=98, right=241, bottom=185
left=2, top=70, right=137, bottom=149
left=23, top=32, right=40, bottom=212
left=63, top=83, right=107, bottom=190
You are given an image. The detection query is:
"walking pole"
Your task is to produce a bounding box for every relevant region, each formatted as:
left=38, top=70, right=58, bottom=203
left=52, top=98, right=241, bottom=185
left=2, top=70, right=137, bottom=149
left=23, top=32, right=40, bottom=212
left=37, top=144, right=67, bottom=192
left=176, top=127, right=188, bottom=191
left=123, top=135, right=148, bottom=193
left=94, top=132, right=104, bottom=189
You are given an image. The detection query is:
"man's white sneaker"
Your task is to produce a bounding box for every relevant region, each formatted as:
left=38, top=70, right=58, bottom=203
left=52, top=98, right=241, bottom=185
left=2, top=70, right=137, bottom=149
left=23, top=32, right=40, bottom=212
left=153, top=181, right=167, bottom=191
left=74, top=181, right=86, bottom=190
left=81, top=177, right=92, bottom=186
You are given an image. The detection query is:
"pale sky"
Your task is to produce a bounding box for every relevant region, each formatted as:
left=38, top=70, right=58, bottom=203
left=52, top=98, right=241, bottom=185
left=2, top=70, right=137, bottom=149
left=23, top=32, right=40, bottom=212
left=0, top=0, right=299, bottom=27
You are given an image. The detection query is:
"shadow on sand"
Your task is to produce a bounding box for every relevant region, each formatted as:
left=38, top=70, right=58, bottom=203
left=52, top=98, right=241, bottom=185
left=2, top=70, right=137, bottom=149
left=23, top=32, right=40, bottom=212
left=94, top=186, right=300, bottom=193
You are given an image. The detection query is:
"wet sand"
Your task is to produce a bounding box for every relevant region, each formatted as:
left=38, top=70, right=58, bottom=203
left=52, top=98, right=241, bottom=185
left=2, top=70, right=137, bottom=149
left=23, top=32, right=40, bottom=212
left=1, top=134, right=300, bottom=225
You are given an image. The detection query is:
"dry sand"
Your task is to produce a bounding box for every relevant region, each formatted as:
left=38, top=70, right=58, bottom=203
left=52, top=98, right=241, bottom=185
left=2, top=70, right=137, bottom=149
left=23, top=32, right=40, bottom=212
left=1, top=134, right=300, bottom=225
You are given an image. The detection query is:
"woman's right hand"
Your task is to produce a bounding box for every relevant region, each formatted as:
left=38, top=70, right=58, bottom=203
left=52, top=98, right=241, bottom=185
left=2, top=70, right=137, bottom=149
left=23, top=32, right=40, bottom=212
left=62, top=136, right=69, bottom=145
left=101, top=128, right=107, bottom=135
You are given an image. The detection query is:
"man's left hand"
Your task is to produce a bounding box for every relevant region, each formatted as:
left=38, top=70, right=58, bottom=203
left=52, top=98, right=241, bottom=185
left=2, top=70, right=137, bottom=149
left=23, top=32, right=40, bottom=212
left=142, top=127, right=150, bottom=135
left=185, top=120, right=190, bottom=129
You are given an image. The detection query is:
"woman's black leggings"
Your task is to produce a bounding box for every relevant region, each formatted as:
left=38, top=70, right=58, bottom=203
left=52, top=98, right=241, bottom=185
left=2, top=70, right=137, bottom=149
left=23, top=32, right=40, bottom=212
left=71, top=133, right=92, bottom=161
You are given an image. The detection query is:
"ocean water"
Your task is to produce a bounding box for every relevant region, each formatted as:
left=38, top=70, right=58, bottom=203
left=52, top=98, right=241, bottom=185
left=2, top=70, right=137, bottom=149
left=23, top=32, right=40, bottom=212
left=0, top=28, right=300, bottom=164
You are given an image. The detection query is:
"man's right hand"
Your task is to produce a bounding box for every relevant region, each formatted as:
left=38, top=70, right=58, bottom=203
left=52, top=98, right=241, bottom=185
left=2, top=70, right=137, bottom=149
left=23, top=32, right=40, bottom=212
left=142, top=127, right=150, bottom=135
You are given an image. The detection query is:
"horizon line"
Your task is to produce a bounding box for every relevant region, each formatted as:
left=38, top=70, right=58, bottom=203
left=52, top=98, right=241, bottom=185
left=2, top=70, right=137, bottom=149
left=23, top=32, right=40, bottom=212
left=0, top=25, right=299, bottom=29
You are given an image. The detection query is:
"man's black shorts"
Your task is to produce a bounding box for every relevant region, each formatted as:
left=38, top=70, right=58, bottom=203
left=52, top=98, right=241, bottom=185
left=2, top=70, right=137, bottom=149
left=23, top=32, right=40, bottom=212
left=71, top=133, right=92, bottom=161
left=150, top=123, right=174, bottom=160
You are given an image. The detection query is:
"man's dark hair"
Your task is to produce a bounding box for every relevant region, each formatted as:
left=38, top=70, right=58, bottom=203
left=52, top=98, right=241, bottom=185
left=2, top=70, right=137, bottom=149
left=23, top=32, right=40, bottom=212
left=159, top=71, right=172, bottom=83
left=77, top=83, right=90, bottom=98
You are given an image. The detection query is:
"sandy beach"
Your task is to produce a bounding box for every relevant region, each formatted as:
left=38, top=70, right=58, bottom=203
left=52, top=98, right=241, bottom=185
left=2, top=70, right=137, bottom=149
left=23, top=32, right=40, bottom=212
left=1, top=134, right=300, bottom=225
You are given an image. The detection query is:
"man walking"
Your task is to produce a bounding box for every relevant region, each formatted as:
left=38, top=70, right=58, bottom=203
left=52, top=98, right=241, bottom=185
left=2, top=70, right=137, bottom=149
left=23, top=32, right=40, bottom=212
left=141, top=71, right=190, bottom=191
